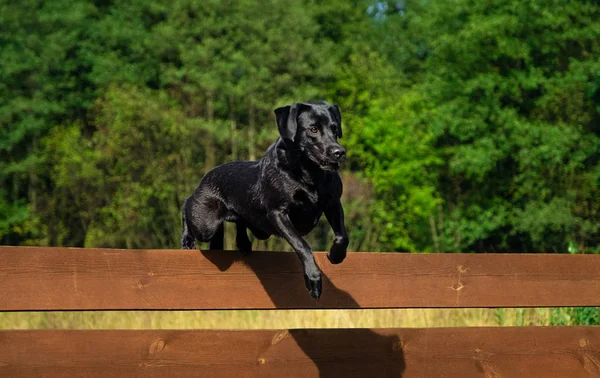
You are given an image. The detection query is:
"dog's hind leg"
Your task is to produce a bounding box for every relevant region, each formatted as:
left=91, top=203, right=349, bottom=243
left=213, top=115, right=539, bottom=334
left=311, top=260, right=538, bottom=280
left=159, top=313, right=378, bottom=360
left=180, top=197, right=196, bottom=249
left=235, top=222, right=252, bottom=255
left=185, top=195, right=225, bottom=250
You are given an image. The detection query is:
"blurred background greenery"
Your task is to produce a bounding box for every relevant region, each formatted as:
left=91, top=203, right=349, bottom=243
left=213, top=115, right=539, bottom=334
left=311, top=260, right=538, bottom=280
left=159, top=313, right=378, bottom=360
left=1, top=0, right=599, bottom=328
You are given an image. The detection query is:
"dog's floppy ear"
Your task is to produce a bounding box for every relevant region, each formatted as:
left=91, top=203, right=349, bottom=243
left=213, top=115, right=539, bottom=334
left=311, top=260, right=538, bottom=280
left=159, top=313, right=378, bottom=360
left=331, top=104, right=342, bottom=138
left=274, top=103, right=300, bottom=143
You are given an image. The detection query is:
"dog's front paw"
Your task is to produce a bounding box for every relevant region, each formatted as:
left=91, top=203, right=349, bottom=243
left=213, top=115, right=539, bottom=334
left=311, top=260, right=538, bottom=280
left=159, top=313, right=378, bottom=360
left=303, top=269, right=322, bottom=299
left=327, top=238, right=348, bottom=264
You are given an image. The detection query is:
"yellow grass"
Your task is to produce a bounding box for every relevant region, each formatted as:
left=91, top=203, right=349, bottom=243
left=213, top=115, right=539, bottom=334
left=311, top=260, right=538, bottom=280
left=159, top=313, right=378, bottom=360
left=0, top=308, right=558, bottom=330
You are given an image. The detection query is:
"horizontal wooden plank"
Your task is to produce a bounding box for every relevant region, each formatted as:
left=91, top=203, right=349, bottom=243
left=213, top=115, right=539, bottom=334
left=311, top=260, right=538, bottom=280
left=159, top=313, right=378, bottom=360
left=1, top=246, right=600, bottom=310
left=1, top=327, right=599, bottom=377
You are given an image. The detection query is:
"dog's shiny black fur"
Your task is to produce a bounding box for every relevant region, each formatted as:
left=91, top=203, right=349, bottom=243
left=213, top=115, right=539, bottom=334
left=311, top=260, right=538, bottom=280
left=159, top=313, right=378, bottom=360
left=181, top=101, right=349, bottom=298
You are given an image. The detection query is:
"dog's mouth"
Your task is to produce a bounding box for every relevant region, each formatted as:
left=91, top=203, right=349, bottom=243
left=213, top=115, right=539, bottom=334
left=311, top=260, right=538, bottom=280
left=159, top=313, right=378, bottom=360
left=306, top=150, right=344, bottom=172
left=319, top=160, right=342, bottom=171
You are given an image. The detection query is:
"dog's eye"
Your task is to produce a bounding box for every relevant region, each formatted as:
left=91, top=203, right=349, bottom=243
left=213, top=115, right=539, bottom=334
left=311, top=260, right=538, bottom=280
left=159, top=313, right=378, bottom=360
left=309, top=127, right=318, bottom=133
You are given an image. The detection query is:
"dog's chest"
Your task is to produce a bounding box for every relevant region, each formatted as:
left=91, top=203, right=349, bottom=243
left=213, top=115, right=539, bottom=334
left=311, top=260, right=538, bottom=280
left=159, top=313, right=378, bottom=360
left=289, top=187, right=328, bottom=234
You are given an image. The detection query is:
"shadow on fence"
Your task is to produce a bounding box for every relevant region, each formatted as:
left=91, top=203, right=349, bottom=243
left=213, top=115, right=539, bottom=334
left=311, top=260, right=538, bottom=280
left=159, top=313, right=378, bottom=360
left=201, top=249, right=406, bottom=378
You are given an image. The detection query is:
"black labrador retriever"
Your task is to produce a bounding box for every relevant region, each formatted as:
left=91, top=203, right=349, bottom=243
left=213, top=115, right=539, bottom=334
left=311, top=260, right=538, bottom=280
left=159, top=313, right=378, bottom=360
left=180, top=101, right=348, bottom=298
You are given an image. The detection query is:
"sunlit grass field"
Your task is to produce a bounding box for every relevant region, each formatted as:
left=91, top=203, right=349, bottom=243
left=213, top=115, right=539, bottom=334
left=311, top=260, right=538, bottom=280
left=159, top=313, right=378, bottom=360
left=0, top=308, right=575, bottom=330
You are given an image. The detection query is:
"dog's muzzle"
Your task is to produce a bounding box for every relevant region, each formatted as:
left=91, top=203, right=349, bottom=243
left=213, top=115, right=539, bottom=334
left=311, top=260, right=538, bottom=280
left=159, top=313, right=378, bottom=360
left=330, top=146, right=346, bottom=162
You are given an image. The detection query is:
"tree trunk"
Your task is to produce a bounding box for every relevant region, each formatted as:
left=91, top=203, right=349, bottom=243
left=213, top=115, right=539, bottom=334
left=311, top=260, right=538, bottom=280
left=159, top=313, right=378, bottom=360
left=429, top=214, right=440, bottom=252
left=204, top=91, right=216, bottom=172
left=231, top=119, right=237, bottom=161
left=437, top=203, right=445, bottom=252
left=248, top=101, right=256, bottom=161
left=229, top=96, right=237, bottom=161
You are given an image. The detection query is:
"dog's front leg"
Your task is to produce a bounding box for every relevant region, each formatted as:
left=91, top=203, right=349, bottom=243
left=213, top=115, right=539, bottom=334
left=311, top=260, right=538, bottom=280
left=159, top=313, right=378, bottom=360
left=324, top=202, right=349, bottom=264
left=268, top=210, right=322, bottom=299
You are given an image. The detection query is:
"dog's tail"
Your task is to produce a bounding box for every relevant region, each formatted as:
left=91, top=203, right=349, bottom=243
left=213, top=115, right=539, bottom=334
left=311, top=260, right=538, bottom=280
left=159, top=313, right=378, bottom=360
left=180, top=197, right=196, bottom=249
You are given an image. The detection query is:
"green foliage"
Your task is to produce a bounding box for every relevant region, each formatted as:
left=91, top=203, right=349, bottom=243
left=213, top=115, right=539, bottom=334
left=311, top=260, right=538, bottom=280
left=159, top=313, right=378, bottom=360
left=343, top=93, right=442, bottom=251
left=1, top=0, right=599, bottom=254
left=40, top=85, right=201, bottom=247
left=550, top=307, right=600, bottom=326
left=379, top=0, right=600, bottom=252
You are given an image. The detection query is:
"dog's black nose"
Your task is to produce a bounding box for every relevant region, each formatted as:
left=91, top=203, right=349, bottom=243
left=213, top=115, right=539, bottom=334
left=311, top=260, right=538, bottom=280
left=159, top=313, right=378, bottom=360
left=332, top=147, right=346, bottom=161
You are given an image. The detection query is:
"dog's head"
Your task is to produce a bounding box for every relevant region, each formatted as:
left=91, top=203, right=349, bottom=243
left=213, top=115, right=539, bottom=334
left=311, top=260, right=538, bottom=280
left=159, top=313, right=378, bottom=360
left=274, top=101, right=345, bottom=171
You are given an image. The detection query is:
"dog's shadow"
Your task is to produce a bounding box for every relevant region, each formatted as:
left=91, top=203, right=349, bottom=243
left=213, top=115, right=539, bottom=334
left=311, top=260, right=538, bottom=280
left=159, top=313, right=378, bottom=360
left=200, top=250, right=406, bottom=378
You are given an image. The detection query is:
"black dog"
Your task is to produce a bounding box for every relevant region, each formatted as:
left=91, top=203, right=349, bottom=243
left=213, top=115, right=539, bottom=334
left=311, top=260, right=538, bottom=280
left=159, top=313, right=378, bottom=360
left=180, top=101, right=349, bottom=298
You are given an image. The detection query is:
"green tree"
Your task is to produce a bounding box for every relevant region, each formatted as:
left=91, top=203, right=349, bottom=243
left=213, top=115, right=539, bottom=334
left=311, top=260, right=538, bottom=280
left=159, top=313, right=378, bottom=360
left=376, top=0, right=600, bottom=252
left=0, top=0, right=98, bottom=244
left=1, top=0, right=373, bottom=249
left=40, top=85, right=200, bottom=247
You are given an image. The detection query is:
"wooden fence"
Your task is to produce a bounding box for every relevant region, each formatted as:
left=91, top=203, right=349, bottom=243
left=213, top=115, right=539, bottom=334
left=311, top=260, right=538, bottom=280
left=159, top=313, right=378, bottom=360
left=1, top=246, right=599, bottom=377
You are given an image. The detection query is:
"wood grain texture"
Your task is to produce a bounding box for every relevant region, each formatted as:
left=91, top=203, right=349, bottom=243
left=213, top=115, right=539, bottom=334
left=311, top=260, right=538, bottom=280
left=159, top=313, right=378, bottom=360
left=2, top=246, right=600, bottom=310
left=1, top=327, right=600, bottom=377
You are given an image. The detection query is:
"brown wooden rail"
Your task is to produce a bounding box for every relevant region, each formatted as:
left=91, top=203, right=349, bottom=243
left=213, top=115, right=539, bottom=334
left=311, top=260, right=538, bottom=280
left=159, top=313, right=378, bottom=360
left=1, top=327, right=599, bottom=377
left=2, top=246, right=600, bottom=377
left=1, top=246, right=600, bottom=310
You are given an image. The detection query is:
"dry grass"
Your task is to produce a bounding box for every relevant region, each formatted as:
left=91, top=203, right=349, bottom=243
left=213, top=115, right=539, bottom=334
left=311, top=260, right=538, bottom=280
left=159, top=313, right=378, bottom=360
left=0, top=308, right=558, bottom=330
